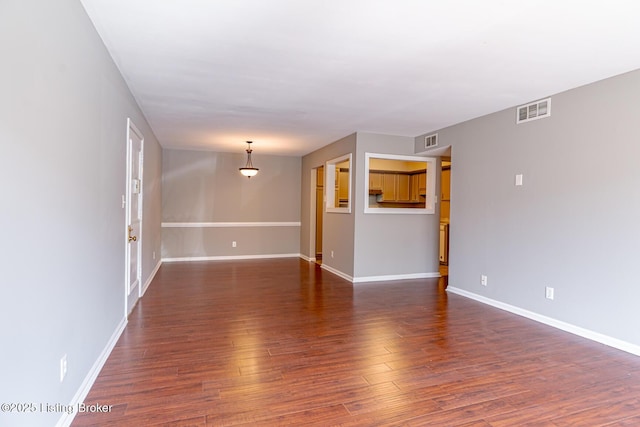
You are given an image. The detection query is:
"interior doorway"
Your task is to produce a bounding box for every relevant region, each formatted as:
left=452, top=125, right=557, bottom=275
left=439, top=156, right=451, bottom=277
left=314, top=166, right=324, bottom=264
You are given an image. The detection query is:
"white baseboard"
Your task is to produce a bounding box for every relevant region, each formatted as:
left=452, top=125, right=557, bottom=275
left=320, top=265, right=441, bottom=285
left=141, top=259, right=162, bottom=296
left=299, top=253, right=314, bottom=262
left=321, top=264, right=354, bottom=282
left=353, top=272, right=440, bottom=284
left=162, top=221, right=301, bottom=228
left=55, top=316, right=127, bottom=427
left=447, top=286, right=640, bottom=357
left=162, top=253, right=301, bottom=262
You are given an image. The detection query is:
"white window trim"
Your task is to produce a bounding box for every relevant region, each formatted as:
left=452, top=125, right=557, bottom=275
left=364, top=152, right=436, bottom=215
left=325, top=153, right=352, bottom=214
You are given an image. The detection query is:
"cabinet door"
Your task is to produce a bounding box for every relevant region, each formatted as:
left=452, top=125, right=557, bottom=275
left=338, top=170, right=349, bottom=201
left=410, top=174, right=420, bottom=202
left=381, top=173, right=397, bottom=201
left=369, top=172, right=383, bottom=191
left=441, top=168, right=451, bottom=201
left=418, top=172, right=427, bottom=195
left=396, top=174, right=410, bottom=201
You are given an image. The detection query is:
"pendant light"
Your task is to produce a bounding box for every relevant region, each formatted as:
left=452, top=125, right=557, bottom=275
left=239, top=141, right=259, bottom=178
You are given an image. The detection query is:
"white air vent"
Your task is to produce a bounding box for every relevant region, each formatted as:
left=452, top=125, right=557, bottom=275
left=517, top=98, right=551, bottom=123
left=424, top=133, right=438, bottom=149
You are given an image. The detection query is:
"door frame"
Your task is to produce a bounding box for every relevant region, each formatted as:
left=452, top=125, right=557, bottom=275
left=309, top=166, right=324, bottom=263
left=309, top=168, right=318, bottom=261
left=124, top=118, right=144, bottom=316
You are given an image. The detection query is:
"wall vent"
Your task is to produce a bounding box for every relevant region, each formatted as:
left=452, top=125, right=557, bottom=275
left=424, top=133, right=438, bottom=149
left=517, top=98, right=551, bottom=123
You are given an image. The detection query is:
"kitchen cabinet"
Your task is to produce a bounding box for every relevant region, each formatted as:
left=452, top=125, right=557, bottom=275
left=441, top=168, right=450, bottom=201
left=410, top=174, right=420, bottom=202
left=396, top=174, right=410, bottom=202
left=333, top=169, right=349, bottom=207
left=418, top=172, right=427, bottom=195
left=379, top=172, right=411, bottom=202
left=406, top=172, right=426, bottom=202
left=369, top=172, right=383, bottom=193
left=369, top=169, right=426, bottom=204
left=380, top=173, right=397, bottom=201
left=338, top=169, right=349, bottom=202
left=409, top=172, right=427, bottom=202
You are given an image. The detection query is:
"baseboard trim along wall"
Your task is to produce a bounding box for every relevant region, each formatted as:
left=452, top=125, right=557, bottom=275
left=447, top=286, right=640, bottom=357
left=57, top=259, right=163, bottom=426
left=319, top=262, right=440, bottom=284
left=299, top=254, right=314, bottom=262
left=142, top=260, right=162, bottom=296
left=162, top=253, right=301, bottom=263
left=353, top=272, right=441, bottom=284
left=161, top=221, right=301, bottom=228
left=321, top=264, right=354, bottom=282
left=55, top=317, right=128, bottom=427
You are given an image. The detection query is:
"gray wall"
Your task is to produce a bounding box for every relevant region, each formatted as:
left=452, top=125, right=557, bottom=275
left=354, top=133, right=440, bottom=279
left=0, top=1, right=162, bottom=426
left=162, top=149, right=301, bottom=259
left=301, top=134, right=357, bottom=276
left=415, top=69, right=640, bottom=347
left=300, top=132, right=440, bottom=280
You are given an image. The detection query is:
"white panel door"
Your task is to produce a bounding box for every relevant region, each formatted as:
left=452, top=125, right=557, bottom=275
left=125, top=119, right=143, bottom=315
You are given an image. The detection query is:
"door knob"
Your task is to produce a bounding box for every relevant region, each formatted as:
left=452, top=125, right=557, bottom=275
left=128, top=226, right=137, bottom=242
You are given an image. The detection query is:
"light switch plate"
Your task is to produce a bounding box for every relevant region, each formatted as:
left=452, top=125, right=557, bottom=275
left=545, top=286, right=554, bottom=300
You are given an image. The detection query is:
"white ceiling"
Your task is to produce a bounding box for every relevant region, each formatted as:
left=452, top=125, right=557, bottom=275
left=80, top=0, right=640, bottom=156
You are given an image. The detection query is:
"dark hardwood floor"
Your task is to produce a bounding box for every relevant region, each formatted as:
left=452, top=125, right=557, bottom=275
left=73, top=259, right=640, bottom=426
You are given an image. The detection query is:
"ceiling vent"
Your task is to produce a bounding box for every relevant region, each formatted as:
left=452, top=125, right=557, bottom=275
left=424, top=133, right=438, bottom=149
left=517, top=98, right=551, bottom=123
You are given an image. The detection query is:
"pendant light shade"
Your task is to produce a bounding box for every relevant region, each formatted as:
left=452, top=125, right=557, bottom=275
left=239, top=141, right=259, bottom=178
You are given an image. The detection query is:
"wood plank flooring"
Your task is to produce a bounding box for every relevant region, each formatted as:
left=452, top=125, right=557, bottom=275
left=73, top=259, right=640, bottom=426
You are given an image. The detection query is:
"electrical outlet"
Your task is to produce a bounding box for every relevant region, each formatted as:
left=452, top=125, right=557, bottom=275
left=515, top=174, right=523, bottom=186
left=60, top=354, right=67, bottom=382
left=152, top=251, right=156, bottom=260
left=545, top=286, right=555, bottom=300
left=232, top=241, right=237, bottom=248
left=331, top=251, right=334, bottom=258
left=481, top=275, right=488, bottom=286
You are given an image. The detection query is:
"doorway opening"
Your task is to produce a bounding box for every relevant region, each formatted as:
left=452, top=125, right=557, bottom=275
left=314, top=166, right=324, bottom=264
left=439, top=156, right=451, bottom=278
